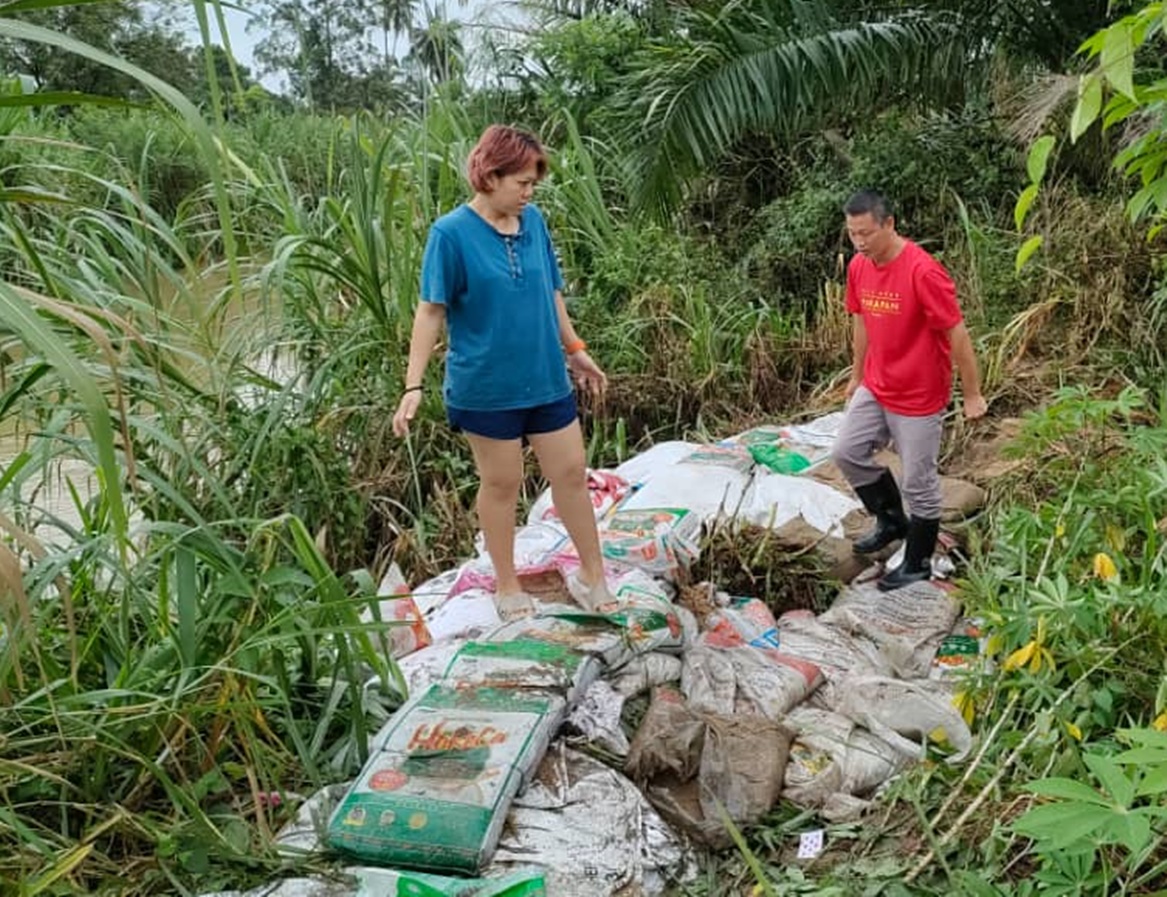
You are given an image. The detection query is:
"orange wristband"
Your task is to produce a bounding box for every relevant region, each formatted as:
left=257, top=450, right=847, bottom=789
left=564, top=339, right=586, bottom=355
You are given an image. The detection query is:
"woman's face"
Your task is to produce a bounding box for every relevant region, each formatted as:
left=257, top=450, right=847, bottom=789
left=484, top=161, right=540, bottom=217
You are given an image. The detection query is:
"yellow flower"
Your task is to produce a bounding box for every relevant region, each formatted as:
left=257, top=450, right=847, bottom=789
left=1153, top=712, right=1167, bottom=732
left=953, top=691, right=976, bottom=725
left=1064, top=721, right=1083, bottom=741
left=1004, top=640, right=1035, bottom=672
left=1093, top=552, right=1118, bottom=582
left=1003, top=617, right=1056, bottom=673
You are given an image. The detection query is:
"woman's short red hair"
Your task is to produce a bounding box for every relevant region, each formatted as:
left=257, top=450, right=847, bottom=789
left=466, top=125, right=548, bottom=193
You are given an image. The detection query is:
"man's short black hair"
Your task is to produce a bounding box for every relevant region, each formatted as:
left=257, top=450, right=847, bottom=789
left=844, top=190, right=894, bottom=223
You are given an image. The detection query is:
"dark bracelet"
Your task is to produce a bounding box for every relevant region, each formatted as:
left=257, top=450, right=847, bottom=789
left=403, top=385, right=424, bottom=394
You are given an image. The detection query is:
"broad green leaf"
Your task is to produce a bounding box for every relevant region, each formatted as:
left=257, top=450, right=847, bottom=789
left=1016, top=235, right=1044, bottom=272
left=1012, top=802, right=1109, bottom=848
left=1025, top=777, right=1109, bottom=805
left=1015, top=184, right=1040, bottom=231
left=1027, top=136, right=1056, bottom=185
left=1071, top=74, right=1103, bottom=142
left=1135, top=764, right=1167, bottom=796
left=949, top=872, right=1006, bottom=897
left=1100, top=21, right=1136, bottom=100
left=1085, top=753, right=1135, bottom=807
left=1104, top=811, right=1151, bottom=855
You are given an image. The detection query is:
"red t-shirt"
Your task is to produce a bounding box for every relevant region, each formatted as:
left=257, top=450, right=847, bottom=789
left=846, top=240, right=963, bottom=416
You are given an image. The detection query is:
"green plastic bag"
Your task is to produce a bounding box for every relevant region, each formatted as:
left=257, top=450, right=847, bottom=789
left=749, top=443, right=811, bottom=474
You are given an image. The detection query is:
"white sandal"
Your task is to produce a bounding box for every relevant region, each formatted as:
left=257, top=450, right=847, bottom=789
left=494, top=590, right=536, bottom=621
left=565, top=572, right=619, bottom=614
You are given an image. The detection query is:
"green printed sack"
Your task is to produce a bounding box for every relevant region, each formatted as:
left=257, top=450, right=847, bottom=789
left=328, top=685, right=564, bottom=873
left=440, top=638, right=602, bottom=702
left=354, top=864, right=546, bottom=896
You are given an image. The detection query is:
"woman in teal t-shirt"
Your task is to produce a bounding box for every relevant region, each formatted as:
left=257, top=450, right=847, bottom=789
left=392, top=125, right=617, bottom=621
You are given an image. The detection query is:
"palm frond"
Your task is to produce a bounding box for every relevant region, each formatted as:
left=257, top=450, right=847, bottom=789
left=623, top=8, right=966, bottom=216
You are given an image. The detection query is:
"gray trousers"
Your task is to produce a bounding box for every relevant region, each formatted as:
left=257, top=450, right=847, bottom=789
left=830, top=386, right=944, bottom=519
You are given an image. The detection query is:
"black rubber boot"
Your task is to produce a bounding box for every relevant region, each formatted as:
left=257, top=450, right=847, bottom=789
left=878, top=516, right=941, bottom=592
left=852, top=470, right=909, bottom=554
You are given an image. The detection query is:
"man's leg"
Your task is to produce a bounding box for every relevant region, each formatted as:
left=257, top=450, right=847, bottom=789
left=878, top=409, right=944, bottom=591
left=832, top=387, right=908, bottom=553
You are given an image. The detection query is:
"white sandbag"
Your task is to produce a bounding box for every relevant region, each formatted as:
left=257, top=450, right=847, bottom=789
left=425, top=589, right=502, bottom=643
left=450, top=524, right=571, bottom=596
left=681, top=643, right=822, bottom=721
left=818, top=581, right=961, bottom=678
left=441, top=639, right=603, bottom=703
left=585, top=507, right=703, bottom=579
left=393, top=639, right=468, bottom=700
left=741, top=472, right=861, bottom=537
left=518, top=567, right=687, bottom=663
left=618, top=445, right=753, bottom=522
left=494, top=744, right=696, bottom=896
left=327, top=685, right=565, bottom=874
left=834, top=675, right=973, bottom=763
left=363, top=563, right=433, bottom=659
left=612, top=441, right=707, bottom=485
left=723, top=645, right=823, bottom=720
left=775, top=610, right=891, bottom=707
left=485, top=614, right=635, bottom=668
left=783, top=707, right=908, bottom=813
left=409, top=566, right=465, bottom=617
left=680, top=645, right=737, bottom=717
left=610, top=653, right=684, bottom=698
left=564, top=679, right=630, bottom=756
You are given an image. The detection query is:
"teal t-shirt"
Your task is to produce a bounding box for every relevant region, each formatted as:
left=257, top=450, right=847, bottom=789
left=420, top=203, right=572, bottom=411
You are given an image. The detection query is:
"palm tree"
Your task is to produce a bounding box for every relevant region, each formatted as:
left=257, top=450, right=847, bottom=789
left=615, top=0, right=1114, bottom=216
left=408, top=7, right=464, bottom=85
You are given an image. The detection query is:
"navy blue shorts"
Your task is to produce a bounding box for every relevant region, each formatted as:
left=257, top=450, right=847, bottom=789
left=448, top=393, right=578, bottom=441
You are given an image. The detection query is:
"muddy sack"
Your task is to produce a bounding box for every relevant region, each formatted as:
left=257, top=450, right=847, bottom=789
left=327, top=685, right=564, bottom=874
left=782, top=707, right=908, bottom=819
left=441, top=639, right=602, bottom=703
left=819, top=581, right=961, bottom=678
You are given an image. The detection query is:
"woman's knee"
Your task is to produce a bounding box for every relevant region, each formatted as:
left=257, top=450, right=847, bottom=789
left=478, top=468, right=522, bottom=500
left=545, top=459, right=587, bottom=493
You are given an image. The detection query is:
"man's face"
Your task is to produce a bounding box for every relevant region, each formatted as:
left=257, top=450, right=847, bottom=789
left=846, top=212, right=896, bottom=263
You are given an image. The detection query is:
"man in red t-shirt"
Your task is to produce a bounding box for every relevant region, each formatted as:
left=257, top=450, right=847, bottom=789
left=831, top=190, right=987, bottom=591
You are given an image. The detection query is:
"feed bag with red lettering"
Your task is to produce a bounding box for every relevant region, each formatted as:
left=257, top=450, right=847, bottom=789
left=327, top=684, right=565, bottom=872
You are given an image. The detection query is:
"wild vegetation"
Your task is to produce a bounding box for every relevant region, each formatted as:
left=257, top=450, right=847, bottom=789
left=0, top=0, right=1166, bottom=894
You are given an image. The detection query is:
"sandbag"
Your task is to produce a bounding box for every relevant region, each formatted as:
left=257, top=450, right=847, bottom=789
left=494, top=745, right=695, bottom=897
left=818, top=581, right=961, bottom=678
left=741, top=472, right=861, bottom=537
left=327, top=685, right=564, bottom=873
left=775, top=610, right=891, bottom=707
left=625, top=685, right=706, bottom=783
left=833, top=674, right=973, bottom=762
left=783, top=706, right=908, bottom=817
left=609, top=653, right=684, bottom=698
left=616, top=443, right=753, bottom=522
left=441, top=639, right=602, bottom=703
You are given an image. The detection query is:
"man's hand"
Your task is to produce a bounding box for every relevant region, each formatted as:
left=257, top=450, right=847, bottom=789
left=845, top=377, right=862, bottom=400
left=963, top=393, right=988, bottom=420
